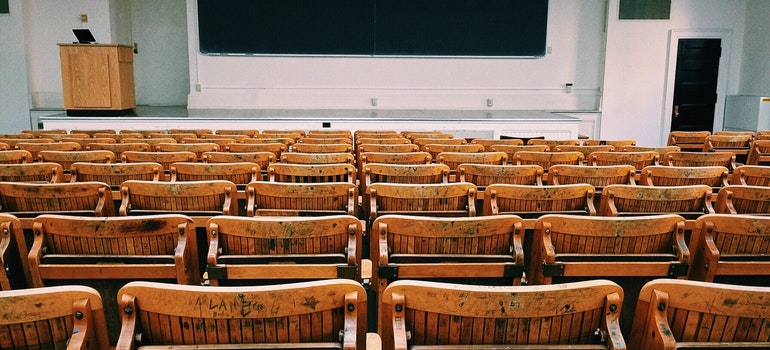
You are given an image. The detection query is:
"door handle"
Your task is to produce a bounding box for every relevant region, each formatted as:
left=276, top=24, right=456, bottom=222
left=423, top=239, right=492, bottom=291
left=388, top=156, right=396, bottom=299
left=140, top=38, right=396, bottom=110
left=674, top=105, right=679, bottom=118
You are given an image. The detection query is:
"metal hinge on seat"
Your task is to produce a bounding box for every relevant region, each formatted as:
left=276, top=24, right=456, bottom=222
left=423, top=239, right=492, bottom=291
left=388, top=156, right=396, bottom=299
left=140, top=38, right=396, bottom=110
left=668, top=263, right=689, bottom=277
left=337, top=265, right=358, bottom=279
left=206, top=266, right=227, bottom=280
left=378, top=265, right=399, bottom=279
left=541, top=262, right=565, bottom=277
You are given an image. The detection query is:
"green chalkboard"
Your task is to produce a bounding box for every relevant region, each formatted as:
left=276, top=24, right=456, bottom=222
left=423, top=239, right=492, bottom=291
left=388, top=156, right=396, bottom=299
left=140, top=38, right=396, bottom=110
left=197, top=0, right=548, bottom=57
left=0, top=0, right=10, bottom=14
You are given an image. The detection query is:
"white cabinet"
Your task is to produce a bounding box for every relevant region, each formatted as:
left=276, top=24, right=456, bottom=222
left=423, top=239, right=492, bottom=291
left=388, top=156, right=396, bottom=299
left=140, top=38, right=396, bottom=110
left=724, top=95, right=770, bottom=132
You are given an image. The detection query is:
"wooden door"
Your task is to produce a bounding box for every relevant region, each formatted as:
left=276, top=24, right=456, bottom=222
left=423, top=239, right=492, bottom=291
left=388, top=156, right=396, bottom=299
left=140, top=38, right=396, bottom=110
left=670, top=39, right=721, bottom=132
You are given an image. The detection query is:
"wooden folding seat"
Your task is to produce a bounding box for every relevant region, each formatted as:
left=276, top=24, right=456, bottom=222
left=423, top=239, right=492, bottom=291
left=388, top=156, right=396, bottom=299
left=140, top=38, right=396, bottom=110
left=358, top=143, right=419, bottom=156
left=156, top=142, right=219, bottom=159
left=359, top=151, right=432, bottom=188
left=470, top=138, right=524, bottom=150
left=412, top=137, right=465, bottom=151
left=527, top=138, right=581, bottom=151
left=281, top=152, right=355, bottom=165
left=96, top=132, right=143, bottom=141
left=555, top=144, right=614, bottom=159
left=42, top=133, right=90, bottom=142
left=0, top=213, right=29, bottom=290
left=367, top=182, right=477, bottom=223
left=120, top=180, right=238, bottom=217
left=714, top=130, right=756, bottom=138
left=17, top=141, right=81, bottom=160
left=702, top=134, right=753, bottom=162
left=639, top=165, right=728, bottom=188
left=307, top=129, right=353, bottom=138
left=424, top=143, right=483, bottom=160
left=201, top=133, right=250, bottom=141
left=0, top=182, right=115, bottom=218
left=226, top=142, right=286, bottom=160
left=29, top=214, right=199, bottom=287
left=201, top=151, right=275, bottom=172
left=483, top=183, right=597, bottom=217
left=71, top=162, right=162, bottom=189
left=548, top=164, right=636, bottom=188
left=590, top=151, right=659, bottom=170
left=0, top=133, right=34, bottom=139
left=689, top=214, right=770, bottom=283
left=147, top=132, right=197, bottom=142
left=663, top=151, right=737, bottom=170
left=72, top=128, right=116, bottom=136
left=0, top=285, right=110, bottom=350
left=458, top=164, right=544, bottom=188
left=757, top=129, right=770, bottom=140
left=489, top=144, right=549, bottom=163
left=583, top=139, right=637, bottom=148
left=599, top=184, right=714, bottom=219
left=88, top=142, right=151, bottom=159
left=298, top=137, right=353, bottom=145
left=667, top=130, right=711, bottom=151
left=121, top=151, right=196, bottom=170
left=116, top=279, right=367, bottom=349
left=168, top=128, right=213, bottom=136
left=355, top=137, right=410, bottom=146
left=122, top=137, right=176, bottom=150
left=436, top=151, right=507, bottom=175
left=292, top=143, right=353, bottom=154
left=354, top=130, right=399, bottom=138
left=241, top=137, right=296, bottom=148
left=0, top=162, right=64, bottom=183
left=402, top=131, right=453, bottom=140
left=205, top=215, right=362, bottom=285
left=254, top=131, right=303, bottom=141
left=629, top=279, right=770, bottom=350
left=61, top=137, right=116, bottom=149
left=121, top=129, right=162, bottom=136
left=215, top=129, right=260, bottom=137
left=372, top=215, right=526, bottom=323
left=714, top=185, right=770, bottom=215
left=732, top=165, right=770, bottom=186
left=746, top=139, right=770, bottom=165
left=381, top=279, right=625, bottom=350
left=181, top=137, right=235, bottom=148
left=529, top=214, right=689, bottom=285
left=170, top=162, right=260, bottom=187
left=38, top=150, right=115, bottom=170
left=514, top=151, right=584, bottom=170
left=0, top=150, right=33, bottom=164
left=0, top=137, right=54, bottom=149
left=621, top=145, right=681, bottom=154
left=246, top=181, right=357, bottom=216
left=268, top=163, right=356, bottom=184
left=22, top=129, right=68, bottom=136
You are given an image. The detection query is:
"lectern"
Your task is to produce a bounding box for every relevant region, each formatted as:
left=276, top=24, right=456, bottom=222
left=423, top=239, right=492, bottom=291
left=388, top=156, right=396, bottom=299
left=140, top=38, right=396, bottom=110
left=58, top=44, right=135, bottom=116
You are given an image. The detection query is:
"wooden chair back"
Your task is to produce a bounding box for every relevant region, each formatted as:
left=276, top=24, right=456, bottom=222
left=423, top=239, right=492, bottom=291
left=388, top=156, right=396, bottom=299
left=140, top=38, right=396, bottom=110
left=358, top=143, right=419, bottom=154
left=367, top=182, right=477, bottom=223
left=147, top=133, right=197, bottom=143
left=226, top=142, right=286, bottom=159
left=38, top=150, right=115, bottom=170
left=412, top=137, right=466, bottom=151
left=360, top=153, right=434, bottom=191
left=88, top=142, right=151, bottom=159
left=424, top=143, right=483, bottom=159
left=201, top=151, right=274, bottom=169
left=42, top=133, right=89, bottom=142
left=29, top=214, right=199, bottom=287
left=714, top=130, right=756, bottom=138
left=403, top=131, right=453, bottom=141
left=583, top=139, right=637, bottom=147
left=0, top=142, right=7, bottom=151
left=181, top=137, right=235, bottom=148
left=599, top=184, right=714, bottom=219
left=555, top=144, right=614, bottom=159
left=458, top=164, right=543, bottom=188
left=61, top=137, right=116, bottom=149
left=0, top=213, right=28, bottom=290
left=746, top=139, right=770, bottom=165
left=664, top=151, right=737, bottom=170
left=307, top=129, right=353, bottom=138
left=702, top=134, right=753, bottom=157
left=298, top=137, right=353, bottom=145
left=281, top=152, right=355, bottom=165
left=514, top=151, right=584, bottom=169
left=381, top=279, right=625, bottom=350
left=629, top=279, right=770, bottom=349
left=364, top=163, right=449, bottom=196
left=171, top=161, right=260, bottom=186
left=22, top=129, right=67, bottom=136
left=72, top=129, right=116, bottom=136
left=121, top=129, right=162, bottom=136
left=489, top=144, right=549, bottom=163
left=293, top=143, right=353, bottom=154
left=168, top=128, right=214, bottom=136
left=119, top=180, right=238, bottom=216
left=639, top=165, right=729, bottom=188
left=121, top=137, right=176, bottom=150
left=436, top=151, right=507, bottom=173
left=548, top=164, right=636, bottom=187
left=470, top=138, right=524, bottom=150
left=354, top=130, right=399, bottom=138
left=731, top=165, right=770, bottom=186
left=529, top=214, right=688, bottom=285
left=116, top=279, right=367, bottom=349
left=714, top=185, right=770, bottom=215
left=689, top=214, right=770, bottom=282
left=157, top=142, right=219, bottom=159
left=121, top=151, right=196, bottom=170
left=0, top=181, right=115, bottom=217
left=246, top=181, right=358, bottom=217
left=201, top=133, right=251, bottom=141
left=355, top=137, right=410, bottom=146
left=0, top=285, right=110, bottom=350
left=0, top=133, right=34, bottom=139
left=483, top=183, right=597, bottom=217
left=255, top=131, right=304, bottom=140
left=101, top=133, right=143, bottom=141
left=17, top=141, right=81, bottom=160
left=206, top=215, right=362, bottom=285
left=527, top=138, right=581, bottom=151
left=621, top=145, right=681, bottom=153
left=268, top=163, right=356, bottom=184
left=0, top=162, right=65, bottom=183
left=70, top=162, right=162, bottom=189
left=590, top=151, right=659, bottom=170
left=0, top=138, right=54, bottom=149
left=0, top=150, right=33, bottom=164
left=215, top=129, right=260, bottom=137
left=243, top=137, right=296, bottom=147
left=667, top=131, right=710, bottom=151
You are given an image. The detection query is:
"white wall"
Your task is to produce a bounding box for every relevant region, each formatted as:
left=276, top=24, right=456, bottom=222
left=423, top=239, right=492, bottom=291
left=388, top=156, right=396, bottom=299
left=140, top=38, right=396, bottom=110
left=186, top=0, right=607, bottom=111
left=601, top=0, right=746, bottom=146
left=0, top=0, right=31, bottom=131
left=24, top=0, right=113, bottom=108
left=739, top=0, right=770, bottom=96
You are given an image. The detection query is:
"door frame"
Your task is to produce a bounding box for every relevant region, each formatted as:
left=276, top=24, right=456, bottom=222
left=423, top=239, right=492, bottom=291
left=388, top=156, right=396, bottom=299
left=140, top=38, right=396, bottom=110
left=660, top=29, right=732, bottom=145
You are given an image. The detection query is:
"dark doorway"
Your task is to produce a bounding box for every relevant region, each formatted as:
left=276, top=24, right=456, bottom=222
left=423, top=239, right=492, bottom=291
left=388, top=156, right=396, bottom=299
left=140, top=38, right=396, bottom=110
left=670, top=38, right=721, bottom=132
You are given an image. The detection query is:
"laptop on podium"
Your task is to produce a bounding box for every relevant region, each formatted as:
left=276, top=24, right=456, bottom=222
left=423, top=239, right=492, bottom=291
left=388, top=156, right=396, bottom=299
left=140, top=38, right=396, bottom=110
left=72, top=29, right=97, bottom=44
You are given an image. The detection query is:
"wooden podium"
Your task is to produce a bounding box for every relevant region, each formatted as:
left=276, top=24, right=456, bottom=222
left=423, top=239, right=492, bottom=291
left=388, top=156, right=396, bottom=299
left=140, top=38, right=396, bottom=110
left=59, top=44, right=136, bottom=116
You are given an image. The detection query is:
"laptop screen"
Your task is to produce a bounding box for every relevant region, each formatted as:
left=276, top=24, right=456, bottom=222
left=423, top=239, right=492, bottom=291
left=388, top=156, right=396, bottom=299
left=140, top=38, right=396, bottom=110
left=72, top=29, right=96, bottom=44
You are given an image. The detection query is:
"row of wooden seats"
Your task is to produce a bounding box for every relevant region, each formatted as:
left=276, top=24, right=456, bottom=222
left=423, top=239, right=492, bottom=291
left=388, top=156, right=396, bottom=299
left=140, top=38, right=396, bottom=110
left=4, top=276, right=770, bottom=349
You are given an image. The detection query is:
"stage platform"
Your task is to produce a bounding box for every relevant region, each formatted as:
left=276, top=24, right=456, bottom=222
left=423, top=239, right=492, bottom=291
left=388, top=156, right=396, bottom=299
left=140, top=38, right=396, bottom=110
left=41, top=108, right=581, bottom=139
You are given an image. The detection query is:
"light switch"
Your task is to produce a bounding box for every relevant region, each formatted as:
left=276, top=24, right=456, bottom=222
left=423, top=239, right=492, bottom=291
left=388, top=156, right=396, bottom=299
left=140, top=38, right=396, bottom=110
left=80, top=14, right=88, bottom=23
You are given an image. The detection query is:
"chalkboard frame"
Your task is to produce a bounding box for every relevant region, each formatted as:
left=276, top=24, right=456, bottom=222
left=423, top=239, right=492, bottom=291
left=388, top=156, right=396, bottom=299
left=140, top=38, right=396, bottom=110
left=197, top=0, right=549, bottom=58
